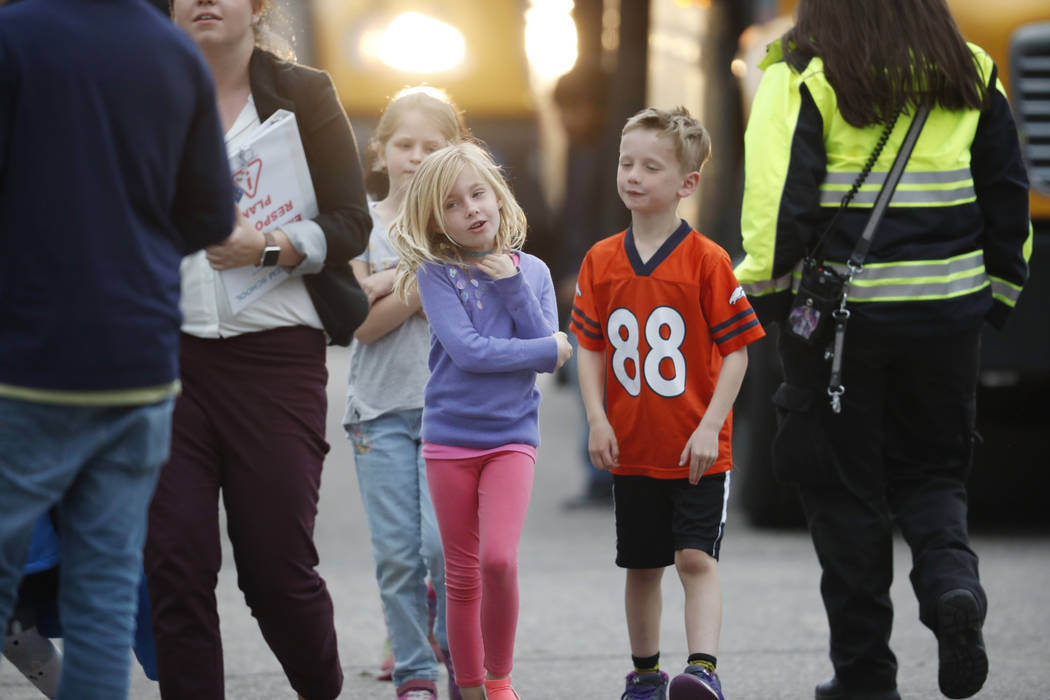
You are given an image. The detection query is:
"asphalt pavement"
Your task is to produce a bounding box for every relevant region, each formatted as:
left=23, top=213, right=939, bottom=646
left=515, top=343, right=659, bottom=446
left=2, top=345, right=1048, bottom=699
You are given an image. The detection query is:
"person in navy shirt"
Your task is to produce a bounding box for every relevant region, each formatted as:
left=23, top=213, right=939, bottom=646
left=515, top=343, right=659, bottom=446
left=0, top=1, right=232, bottom=698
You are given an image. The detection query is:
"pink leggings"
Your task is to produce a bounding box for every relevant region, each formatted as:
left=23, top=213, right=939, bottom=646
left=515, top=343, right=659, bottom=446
left=425, top=451, right=534, bottom=687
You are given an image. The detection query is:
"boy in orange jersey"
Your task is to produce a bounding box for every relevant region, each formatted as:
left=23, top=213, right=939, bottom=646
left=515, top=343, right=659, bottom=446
left=571, top=107, right=765, bottom=700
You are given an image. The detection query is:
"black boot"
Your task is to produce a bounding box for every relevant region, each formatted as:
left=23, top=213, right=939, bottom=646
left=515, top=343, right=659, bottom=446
left=936, top=589, right=988, bottom=699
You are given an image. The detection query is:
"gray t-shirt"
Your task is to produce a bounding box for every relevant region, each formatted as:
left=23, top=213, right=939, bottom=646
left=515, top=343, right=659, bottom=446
left=342, top=207, right=430, bottom=426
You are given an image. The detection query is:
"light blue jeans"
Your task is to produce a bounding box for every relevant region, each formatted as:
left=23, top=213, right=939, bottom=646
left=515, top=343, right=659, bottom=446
left=0, top=396, right=173, bottom=700
left=348, top=409, right=448, bottom=687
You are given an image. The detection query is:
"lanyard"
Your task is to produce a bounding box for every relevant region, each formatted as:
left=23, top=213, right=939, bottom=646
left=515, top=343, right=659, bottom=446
left=827, top=103, right=932, bottom=414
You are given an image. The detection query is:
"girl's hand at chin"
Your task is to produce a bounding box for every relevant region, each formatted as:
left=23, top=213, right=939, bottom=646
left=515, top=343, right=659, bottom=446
left=474, top=252, right=517, bottom=280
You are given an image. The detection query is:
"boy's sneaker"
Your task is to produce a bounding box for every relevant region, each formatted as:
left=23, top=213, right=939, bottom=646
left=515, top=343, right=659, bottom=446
left=622, top=670, right=669, bottom=700
left=936, top=589, right=988, bottom=699
left=396, top=679, right=437, bottom=700
left=669, top=665, right=724, bottom=700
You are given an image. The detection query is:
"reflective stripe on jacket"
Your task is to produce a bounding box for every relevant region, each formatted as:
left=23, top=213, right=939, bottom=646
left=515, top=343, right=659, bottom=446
left=735, top=39, right=1031, bottom=332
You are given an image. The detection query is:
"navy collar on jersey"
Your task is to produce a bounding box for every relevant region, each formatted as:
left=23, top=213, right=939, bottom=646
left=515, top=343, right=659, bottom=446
left=624, top=219, right=692, bottom=277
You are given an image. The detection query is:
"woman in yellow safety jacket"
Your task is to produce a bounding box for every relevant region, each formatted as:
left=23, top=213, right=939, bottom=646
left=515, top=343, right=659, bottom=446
left=735, top=1, right=1031, bottom=699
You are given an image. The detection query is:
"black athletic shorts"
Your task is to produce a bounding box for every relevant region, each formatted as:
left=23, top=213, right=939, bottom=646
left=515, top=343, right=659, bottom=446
left=613, top=472, right=730, bottom=569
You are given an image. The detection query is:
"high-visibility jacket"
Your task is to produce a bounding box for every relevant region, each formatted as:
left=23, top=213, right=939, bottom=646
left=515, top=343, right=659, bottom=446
left=735, top=39, right=1032, bottom=333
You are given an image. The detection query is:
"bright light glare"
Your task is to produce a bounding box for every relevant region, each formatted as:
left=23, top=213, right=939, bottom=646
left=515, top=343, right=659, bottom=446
left=525, top=1, right=578, bottom=82
left=378, top=12, right=465, bottom=74
left=359, top=28, right=384, bottom=62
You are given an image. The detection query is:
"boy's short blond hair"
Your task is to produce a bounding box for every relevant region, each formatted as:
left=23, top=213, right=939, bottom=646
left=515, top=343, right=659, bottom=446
left=622, top=106, right=711, bottom=173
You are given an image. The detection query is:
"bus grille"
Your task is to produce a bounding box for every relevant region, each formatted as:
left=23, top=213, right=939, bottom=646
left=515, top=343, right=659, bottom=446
left=1011, top=21, right=1050, bottom=196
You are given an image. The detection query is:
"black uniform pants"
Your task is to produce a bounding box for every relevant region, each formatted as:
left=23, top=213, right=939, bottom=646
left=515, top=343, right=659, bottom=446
left=772, top=324, right=986, bottom=692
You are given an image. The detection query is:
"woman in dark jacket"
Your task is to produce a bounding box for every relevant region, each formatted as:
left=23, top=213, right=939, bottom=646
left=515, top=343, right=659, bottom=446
left=145, top=2, right=370, bottom=698
left=736, top=1, right=1030, bottom=699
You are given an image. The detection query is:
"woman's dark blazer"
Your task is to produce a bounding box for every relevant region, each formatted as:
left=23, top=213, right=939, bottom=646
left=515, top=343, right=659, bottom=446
left=248, top=49, right=371, bottom=344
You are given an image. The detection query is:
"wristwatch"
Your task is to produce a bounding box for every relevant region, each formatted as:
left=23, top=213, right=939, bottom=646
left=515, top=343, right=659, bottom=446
left=258, top=231, right=281, bottom=267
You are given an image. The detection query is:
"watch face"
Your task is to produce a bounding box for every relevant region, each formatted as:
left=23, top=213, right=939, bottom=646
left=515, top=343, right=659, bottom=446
left=262, top=246, right=281, bottom=266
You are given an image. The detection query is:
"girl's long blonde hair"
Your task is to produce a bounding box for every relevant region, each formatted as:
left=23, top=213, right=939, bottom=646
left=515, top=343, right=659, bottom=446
left=390, top=142, right=527, bottom=301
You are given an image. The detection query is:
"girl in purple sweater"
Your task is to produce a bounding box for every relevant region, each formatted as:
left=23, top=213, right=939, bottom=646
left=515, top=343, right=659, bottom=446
left=391, top=142, right=573, bottom=700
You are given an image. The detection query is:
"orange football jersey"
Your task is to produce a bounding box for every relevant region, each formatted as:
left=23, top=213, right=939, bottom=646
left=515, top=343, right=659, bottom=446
left=571, top=222, right=765, bottom=479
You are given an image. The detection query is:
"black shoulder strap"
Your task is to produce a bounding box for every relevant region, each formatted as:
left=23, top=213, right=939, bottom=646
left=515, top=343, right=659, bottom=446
left=848, top=103, right=932, bottom=267
left=825, top=103, right=933, bottom=415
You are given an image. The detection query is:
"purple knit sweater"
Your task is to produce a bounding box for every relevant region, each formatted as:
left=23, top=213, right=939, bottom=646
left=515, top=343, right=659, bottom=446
left=416, top=252, right=559, bottom=448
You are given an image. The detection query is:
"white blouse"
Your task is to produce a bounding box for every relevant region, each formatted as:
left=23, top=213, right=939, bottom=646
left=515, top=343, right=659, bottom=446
left=179, top=95, right=326, bottom=338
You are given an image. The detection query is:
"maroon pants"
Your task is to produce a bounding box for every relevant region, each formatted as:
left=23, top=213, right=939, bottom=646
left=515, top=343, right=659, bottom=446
left=145, top=327, right=342, bottom=699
